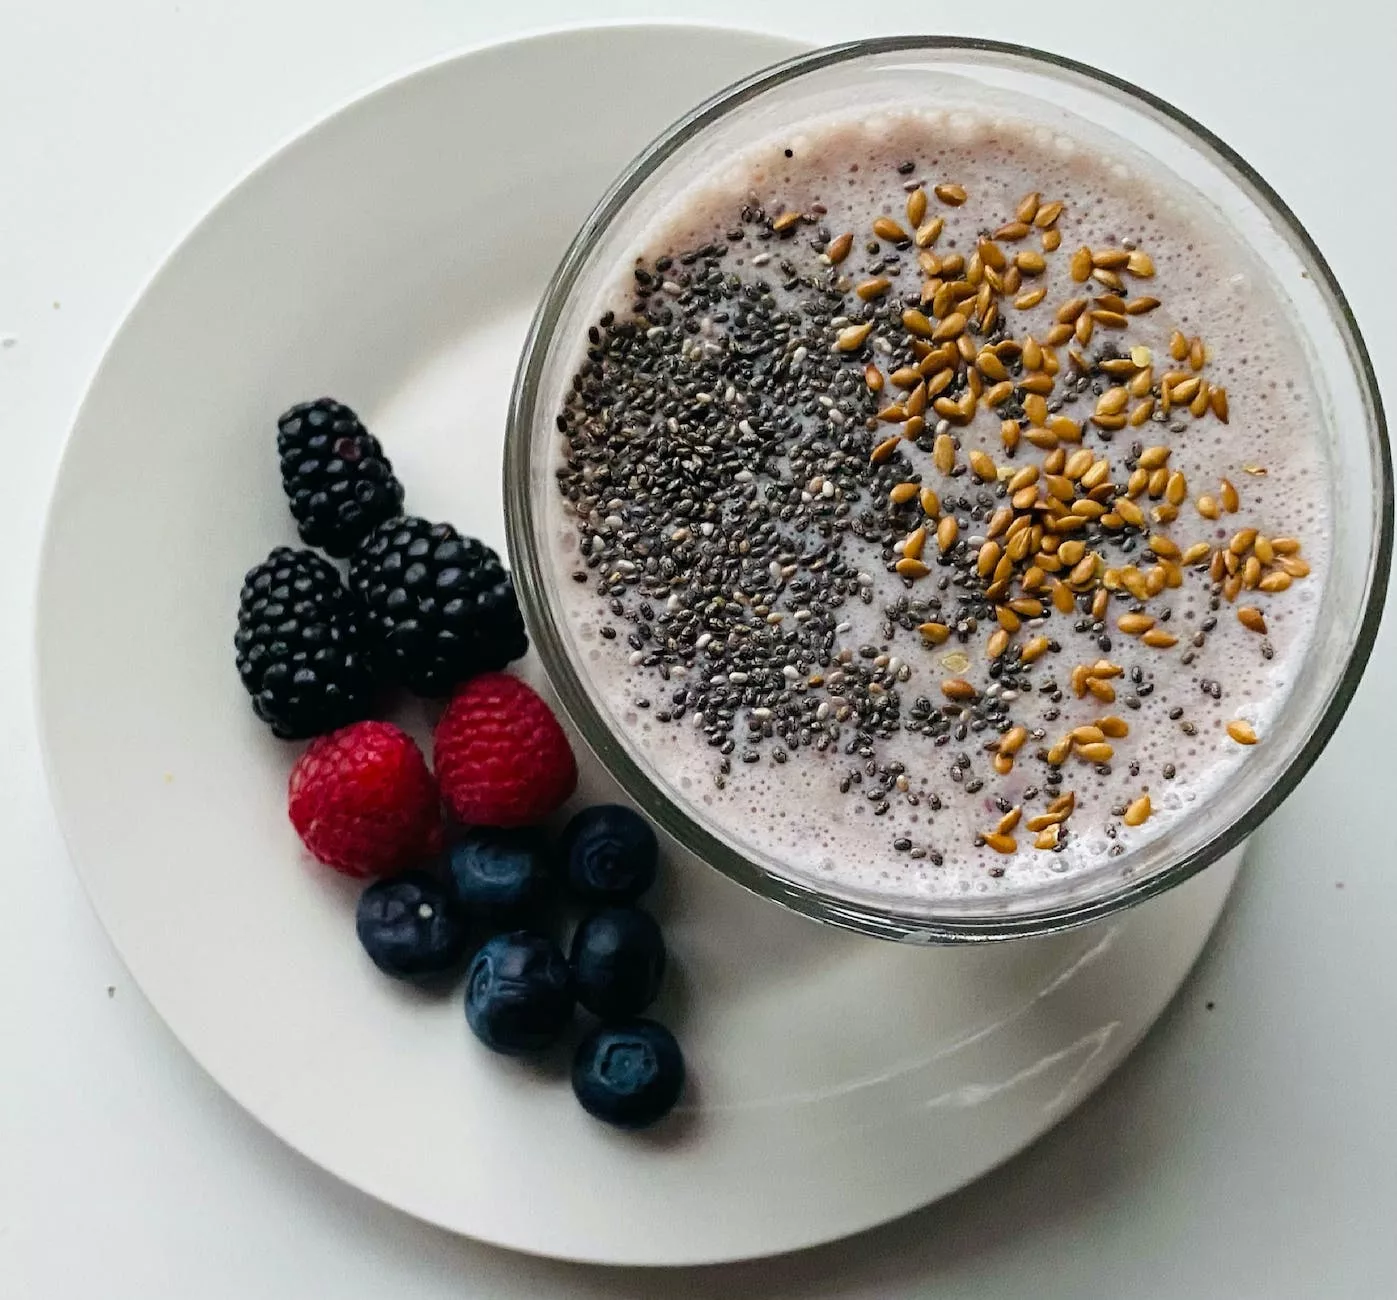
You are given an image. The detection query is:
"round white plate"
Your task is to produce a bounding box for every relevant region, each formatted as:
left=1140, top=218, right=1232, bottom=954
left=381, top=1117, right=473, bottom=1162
left=35, top=23, right=1240, bottom=1266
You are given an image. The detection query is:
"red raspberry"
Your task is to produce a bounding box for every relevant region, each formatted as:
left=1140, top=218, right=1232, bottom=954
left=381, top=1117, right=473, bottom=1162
left=288, top=721, right=443, bottom=877
left=433, top=673, right=577, bottom=828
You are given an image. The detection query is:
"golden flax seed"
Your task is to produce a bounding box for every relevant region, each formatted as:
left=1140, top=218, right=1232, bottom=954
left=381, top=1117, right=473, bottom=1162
left=969, top=450, right=997, bottom=482
left=1227, top=720, right=1258, bottom=745
left=1021, top=635, right=1050, bottom=664
left=902, top=308, right=935, bottom=339
left=1229, top=527, right=1258, bottom=555
left=856, top=276, right=893, bottom=301
left=1124, top=794, right=1152, bottom=826
left=1126, top=250, right=1155, bottom=277
left=1086, top=678, right=1117, bottom=703
left=837, top=322, right=873, bottom=351
left=870, top=435, right=901, bottom=465
left=932, top=312, right=968, bottom=342
left=977, top=540, right=1002, bottom=578
left=914, top=216, right=944, bottom=248
left=979, top=240, right=1007, bottom=271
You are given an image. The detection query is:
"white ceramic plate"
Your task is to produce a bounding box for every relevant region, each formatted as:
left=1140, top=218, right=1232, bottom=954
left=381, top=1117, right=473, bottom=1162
left=35, top=23, right=1240, bottom=1266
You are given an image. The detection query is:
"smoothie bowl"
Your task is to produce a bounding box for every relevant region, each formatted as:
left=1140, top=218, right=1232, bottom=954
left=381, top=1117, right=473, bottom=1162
left=505, top=37, right=1390, bottom=943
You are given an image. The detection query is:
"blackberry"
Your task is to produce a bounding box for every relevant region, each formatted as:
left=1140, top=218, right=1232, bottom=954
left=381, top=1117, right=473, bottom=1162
left=277, top=398, right=405, bottom=557
left=351, top=517, right=527, bottom=696
left=234, top=547, right=375, bottom=738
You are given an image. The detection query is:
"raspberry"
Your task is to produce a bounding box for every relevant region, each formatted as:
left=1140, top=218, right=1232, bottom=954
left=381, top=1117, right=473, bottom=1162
left=288, top=721, right=443, bottom=877
left=433, top=674, right=577, bottom=828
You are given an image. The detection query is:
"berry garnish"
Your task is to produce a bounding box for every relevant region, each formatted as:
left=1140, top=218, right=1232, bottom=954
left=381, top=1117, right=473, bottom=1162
left=572, top=1019, right=684, bottom=1129
left=560, top=804, right=657, bottom=902
left=288, top=721, right=442, bottom=877
left=356, top=872, right=467, bottom=983
left=570, top=907, right=666, bottom=1020
left=447, top=827, right=553, bottom=922
left=433, top=673, right=577, bottom=828
left=465, top=932, right=574, bottom=1055
left=350, top=516, right=527, bottom=696
left=234, top=546, right=374, bottom=739
left=277, top=398, right=405, bottom=558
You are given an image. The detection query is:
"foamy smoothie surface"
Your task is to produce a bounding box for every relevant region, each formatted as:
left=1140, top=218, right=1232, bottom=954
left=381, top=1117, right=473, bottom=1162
left=548, top=101, right=1329, bottom=906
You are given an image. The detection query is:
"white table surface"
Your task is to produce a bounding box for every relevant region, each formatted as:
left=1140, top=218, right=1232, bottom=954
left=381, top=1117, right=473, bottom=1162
left=3, top=2, right=1394, bottom=1296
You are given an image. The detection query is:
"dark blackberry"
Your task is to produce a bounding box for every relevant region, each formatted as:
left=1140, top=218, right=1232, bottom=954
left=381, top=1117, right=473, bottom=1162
left=277, top=398, right=405, bottom=557
left=234, top=547, right=375, bottom=738
left=350, top=517, right=527, bottom=696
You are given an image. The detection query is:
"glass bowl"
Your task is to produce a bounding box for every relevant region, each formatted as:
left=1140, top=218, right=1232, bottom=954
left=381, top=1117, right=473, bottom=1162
left=505, top=37, right=1391, bottom=942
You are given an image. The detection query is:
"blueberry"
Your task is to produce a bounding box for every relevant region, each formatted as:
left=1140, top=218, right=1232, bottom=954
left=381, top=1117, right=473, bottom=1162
left=560, top=804, right=657, bottom=902
left=465, top=931, right=574, bottom=1054
left=572, top=1019, right=685, bottom=1129
left=570, top=907, right=666, bottom=1020
left=447, top=827, right=552, bottom=921
left=355, top=872, right=467, bottom=984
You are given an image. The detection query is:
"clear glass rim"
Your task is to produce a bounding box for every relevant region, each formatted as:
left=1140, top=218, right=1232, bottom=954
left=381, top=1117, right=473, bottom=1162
left=505, top=35, right=1393, bottom=943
